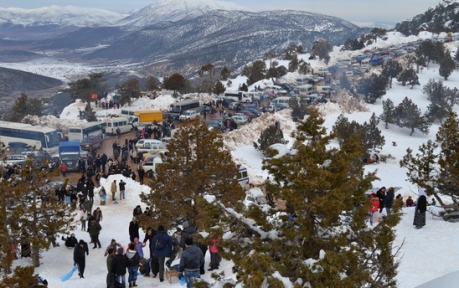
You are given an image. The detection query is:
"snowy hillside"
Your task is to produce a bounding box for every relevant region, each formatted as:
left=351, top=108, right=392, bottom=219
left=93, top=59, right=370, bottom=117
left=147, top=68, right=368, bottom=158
left=0, top=6, right=127, bottom=27
left=117, top=0, right=249, bottom=27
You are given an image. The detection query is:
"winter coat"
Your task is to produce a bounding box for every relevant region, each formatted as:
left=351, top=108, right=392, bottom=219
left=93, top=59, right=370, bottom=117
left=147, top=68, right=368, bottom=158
left=209, top=237, right=220, bottom=253
left=83, top=201, right=93, bottom=213
left=370, top=198, right=380, bottom=213
left=384, top=191, right=395, bottom=209
left=151, top=230, right=173, bottom=257
left=134, top=240, right=146, bottom=258
left=106, top=254, right=114, bottom=272
left=111, top=182, right=117, bottom=193
left=65, top=236, right=78, bottom=248
left=111, top=253, right=128, bottom=275
left=129, top=221, right=139, bottom=239
left=93, top=209, right=103, bottom=222
left=88, top=221, right=102, bottom=236
left=179, top=226, right=197, bottom=248
left=126, top=249, right=140, bottom=267
left=119, top=181, right=126, bottom=191
left=143, top=227, right=156, bottom=248
left=376, top=188, right=386, bottom=208
left=133, top=207, right=143, bottom=217
left=179, top=245, right=204, bottom=272
left=74, top=241, right=88, bottom=262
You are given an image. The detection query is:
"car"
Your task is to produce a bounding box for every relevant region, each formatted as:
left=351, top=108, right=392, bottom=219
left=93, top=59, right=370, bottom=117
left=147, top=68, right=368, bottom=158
left=6, top=142, right=32, bottom=154
left=244, top=108, right=261, bottom=117
left=3, top=154, right=27, bottom=166
left=80, top=135, right=104, bottom=151
left=21, top=150, right=52, bottom=167
left=202, top=105, right=216, bottom=114
left=222, top=98, right=237, bottom=108
left=231, top=115, right=249, bottom=125
left=206, top=118, right=225, bottom=132
left=229, top=101, right=244, bottom=111
left=240, top=110, right=255, bottom=120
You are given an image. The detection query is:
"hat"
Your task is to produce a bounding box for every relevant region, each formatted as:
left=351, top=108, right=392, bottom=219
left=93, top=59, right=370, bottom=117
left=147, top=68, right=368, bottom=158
left=71, top=233, right=75, bottom=237
left=176, top=227, right=182, bottom=232
left=79, top=240, right=85, bottom=245
left=184, top=237, right=193, bottom=246
left=117, top=247, right=124, bottom=255
left=371, top=193, right=377, bottom=198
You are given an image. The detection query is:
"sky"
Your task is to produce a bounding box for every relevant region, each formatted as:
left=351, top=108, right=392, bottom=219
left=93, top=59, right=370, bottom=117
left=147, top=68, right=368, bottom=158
left=0, top=0, right=445, bottom=24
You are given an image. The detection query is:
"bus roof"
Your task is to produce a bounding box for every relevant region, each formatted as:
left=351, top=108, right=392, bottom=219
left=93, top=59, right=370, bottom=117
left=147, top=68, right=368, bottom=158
left=68, top=121, right=105, bottom=129
left=173, top=99, right=200, bottom=105
left=0, top=120, right=57, bottom=133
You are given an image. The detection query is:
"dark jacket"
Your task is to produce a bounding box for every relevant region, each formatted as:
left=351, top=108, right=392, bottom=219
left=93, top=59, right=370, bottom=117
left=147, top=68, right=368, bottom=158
left=416, top=195, right=427, bottom=213
left=74, top=241, right=89, bottom=263
left=111, top=253, right=128, bottom=275
left=126, top=250, right=140, bottom=267
left=179, top=226, right=197, bottom=248
left=88, top=221, right=102, bottom=236
left=151, top=230, right=173, bottom=257
left=106, top=254, right=114, bottom=272
left=376, top=188, right=386, bottom=208
left=129, top=221, right=139, bottom=238
left=133, top=207, right=143, bottom=217
left=143, top=227, right=156, bottom=247
left=384, top=191, right=395, bottom=209
left=179, top=245, right=204, bottom=272
left=65, top=236, right=78, bottom=248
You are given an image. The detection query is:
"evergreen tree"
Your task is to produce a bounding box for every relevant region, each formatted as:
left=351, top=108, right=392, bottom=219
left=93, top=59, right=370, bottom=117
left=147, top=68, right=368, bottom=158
left=9, top=93, right=44, bottom=122
left=163, top=73, right=187, bottom=97
left=415, top=40, right=436, bottom=66
left=423, top=79, right=458, bottom=123
left=400, top=140, right=440, bottom=202
left=395, top=97, right=430, bottom=136
left=380, top=98, right=397, bottom=129
left=214, top=81, right=226, bottom=95
left=240, top=83, right=248, bottom=92
left=116, top=78, right=141, bottom=106
left=332, top=114, right=365, bottom=146
left=139, top=119, right=244, bottom=228
left=312, top=39, right=333, bottom=64
left=65, top=72, right=107, bottom=102
left=436, top=112, right=459, bottom=203
left=363, top=113, right=385, bottom=149
left=357, top=73, right=388, bottom=104
left=289, top=97, right=309, bottom=122
left=396, top=68, right=420, bottom=88
left=253, top=123, right=286, bottom=154
left=145, top=76, right=161, bottom=91
left=288, top=55, right=299, bottom=72
left=298, top=60, right=311, bottom=74
left=220, top=67, right=231, bottom=80
left=382, top=59, right=403, bottom=88
left=0, top=266, right=38, bottom=287
left=5, top=162, right=75, bottom=267
left=236, top=107, right=401, bottom=287
left=84, top=102, right=97, bottom=122
left=241, top=60, right=266, bottom=85
left=439, top=54, right=456, bottom=80
left=198, top=63, right=216, bottom=94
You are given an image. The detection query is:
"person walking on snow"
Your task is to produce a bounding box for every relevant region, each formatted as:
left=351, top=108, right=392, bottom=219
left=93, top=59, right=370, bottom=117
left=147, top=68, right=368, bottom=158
left=74, top=240, right=89, bottom=279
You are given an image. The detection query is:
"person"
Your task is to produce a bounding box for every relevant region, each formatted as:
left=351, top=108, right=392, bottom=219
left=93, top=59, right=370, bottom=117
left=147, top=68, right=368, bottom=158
left=430, top=198, right=437, bottom=206
left=394, top=194, right=404, bottom=209
left=61, top=163, right=67, bottom=177
left=74, top=240, right=89, bottom=279
left=376, top=187, right=386, bottom=214
left=119, top=179, right=126, bottom=200
left=367, top=193, right=380, bottom=225
left=208, top=236, right=221, bottom=271
left=93, top=207, right=103, bottom=222
left=179, top=237, right=204, bottom=288
left=413, top=188, right=427, bottom=229
left=105, top=239, right=122, bottom=257
left=406, top=196, right=415, bottom=207
left=129, top=217, right=140, bottom=243
left=106, top=248, right=116, bottom=288
left=99, top=186, right=107, bottom=205
left=63, top=233, right=78, bottom=248
left=133, top=237, right=146, bottom=258
left=144, top=207, right=153, bottom=217
left=88, top=218, right=102, bottom=249
left=133, top=205, right=142, bottom=217
left=111, top=180, right=117, bottom=201
left=126, top=243, right=140, bottom=287
left=166, top=227, right=182, bottom=269
left=384, top=187, right=395, bottom=216
left=80, top=208, right=88, bottom=231
left=112, top=247, right=128, bottom=287
left=151, top=224, right=173, bottom=282
left=138, top=166, right=145, bottom=185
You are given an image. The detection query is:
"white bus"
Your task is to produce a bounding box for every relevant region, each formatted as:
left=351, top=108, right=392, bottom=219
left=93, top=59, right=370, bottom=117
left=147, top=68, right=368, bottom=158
left=105, top=117, right=131, bottom=135
left=0, top=121, right=63, bottom=154
left=68, top=121, right=106, bottom=142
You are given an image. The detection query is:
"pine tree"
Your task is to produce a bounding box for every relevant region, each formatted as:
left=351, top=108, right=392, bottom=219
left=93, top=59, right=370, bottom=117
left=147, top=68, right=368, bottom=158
left=357, top=73, right=388, bottom=104
left=289, top=97, right=309, bottom=122
left=380, top=98, right=397, bottom=129
left=312, top=39, right=333, bottom=63
left=382, top=59, right=403, bottom=88
left=65, top=72, right=107, bottom=102
left=253, top=123, right=285, bottom=154
left=5, top=162, right=76, bottom=267
left=0, top=266, right=38, bottom=287
left=139, top=119, right=244, bottom=229
left=298, top=60, right=311, bottom=74
left=363, top=113, right=385, bottom=149
left=439, top=54, right=456, bottom=80
left=226, top=107, right=401, bottom=287
left=220, top=67, right=231, bottom=80
left=288, top=55, right=299, bottom=72
left=396, top=68, right=420, bottom=88
left=332, top=114, right=365, bottom=146
left=436, top=112, right=459, bottom=202
left=400, top=140, right=441, bottom=203
left=395, top=97, right=430, bottom=136
left=213, top=81, right=226, bottom=95
left=423, top=79, right=458, bottom=123
left=198, top=63, right=216, bottom=94
left=241, top=60, right=266, bottom=85
left=163, top=73, right=187, bottom=97
left=145, top=76, right=161, bottom=91
left=116, top=78, right=141, bottom=106
left=9, top=93, right=44, bottom=122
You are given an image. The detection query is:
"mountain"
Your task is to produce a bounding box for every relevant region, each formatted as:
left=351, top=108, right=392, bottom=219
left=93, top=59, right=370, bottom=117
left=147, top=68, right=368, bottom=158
left=117, top=0, right=249, bottom=28
left=0, top=6, right=127, bottom=40
left=0, top=66, right=63, bottom=98
left=395, top=0, right=459, bottom=35
left=82, top=10, right=366, bottom=70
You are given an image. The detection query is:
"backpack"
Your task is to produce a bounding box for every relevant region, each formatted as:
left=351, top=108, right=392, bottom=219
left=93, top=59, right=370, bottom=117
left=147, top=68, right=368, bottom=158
left=155, top=234, right=166, bottom=250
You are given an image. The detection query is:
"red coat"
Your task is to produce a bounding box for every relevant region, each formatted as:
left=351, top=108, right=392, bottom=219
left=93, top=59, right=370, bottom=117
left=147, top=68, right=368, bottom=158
left=370, top=198, right=379, bottom=213
left=61, top=164, right=67, bottom=173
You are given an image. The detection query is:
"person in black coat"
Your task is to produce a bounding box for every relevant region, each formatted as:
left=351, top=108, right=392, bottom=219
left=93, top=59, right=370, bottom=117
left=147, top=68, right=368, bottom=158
left=414, top=188, right=428, bottom=229
left=133, top=205, right=143, bottom=217
left=111, top=247, right=128, bottom=287
left=63, top=233, right=78, bottom=248
left=376, top=187, right=386, bottom=213
left=129, top=217, right=140, bottom=243
left=74, top=240, right=89, bottom=278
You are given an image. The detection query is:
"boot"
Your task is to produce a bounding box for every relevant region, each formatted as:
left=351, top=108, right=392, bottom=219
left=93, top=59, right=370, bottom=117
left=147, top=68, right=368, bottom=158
left=132, top=282, right=137, bottom=287
left=129, top=283, right=132, bottom=287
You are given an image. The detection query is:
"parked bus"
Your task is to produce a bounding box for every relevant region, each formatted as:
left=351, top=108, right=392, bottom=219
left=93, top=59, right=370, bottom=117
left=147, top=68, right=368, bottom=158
left=0, top=121, right=63, bottom=154
left=68, top=121, right=106, bottom=142
left=105, top=117, right=131, bottom=135
left=224, top=91, right=252, bottom=103
left=169, top=99, right=200, bottom=119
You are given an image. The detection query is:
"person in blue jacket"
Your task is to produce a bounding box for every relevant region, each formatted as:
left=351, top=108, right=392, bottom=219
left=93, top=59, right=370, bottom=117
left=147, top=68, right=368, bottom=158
left=150, top=225, right=173, bottom=282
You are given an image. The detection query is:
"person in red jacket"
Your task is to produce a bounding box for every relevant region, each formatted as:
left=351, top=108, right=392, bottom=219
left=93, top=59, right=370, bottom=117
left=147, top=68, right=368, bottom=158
left=61, top=163, right=67, bottom=177
left=367, top=193, right=380, bottom=225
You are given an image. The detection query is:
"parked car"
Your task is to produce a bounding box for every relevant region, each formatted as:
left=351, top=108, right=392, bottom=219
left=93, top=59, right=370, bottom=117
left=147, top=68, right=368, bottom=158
left=229, top=101, right=244, bottom=111
left=240, top=110, right=255, bottom=120
left=80, top=135, right=104, bottom=151
left=6, top=142, right=32, bottom=154
left=3, top=154, right=27, bottom=166
left=206, top=118, right=225, bottom=132
left=244, top=108, right=261, bottom=117
left=231, top=115, right=249, bottom=125
left=21, top=150, right=52, bottom=167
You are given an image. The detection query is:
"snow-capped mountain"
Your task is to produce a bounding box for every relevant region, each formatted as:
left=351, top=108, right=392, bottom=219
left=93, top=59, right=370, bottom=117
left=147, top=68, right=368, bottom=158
left=0, top=5, right=126, bottom=27
left=117, top=0, right=249, bottom=28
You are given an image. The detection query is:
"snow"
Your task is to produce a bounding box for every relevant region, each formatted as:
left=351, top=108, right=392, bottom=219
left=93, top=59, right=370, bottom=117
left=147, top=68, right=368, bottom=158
left=8, top=31, right=459, bottom=288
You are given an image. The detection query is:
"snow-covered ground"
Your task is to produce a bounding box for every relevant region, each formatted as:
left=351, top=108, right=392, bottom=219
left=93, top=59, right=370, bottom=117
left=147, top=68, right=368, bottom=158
left=7, top=31, right=459, bottom=287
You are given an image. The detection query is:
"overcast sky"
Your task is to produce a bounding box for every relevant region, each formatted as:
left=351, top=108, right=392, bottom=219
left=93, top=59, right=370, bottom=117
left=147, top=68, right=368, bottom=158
left=0, top=0, right=443, bottom=24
